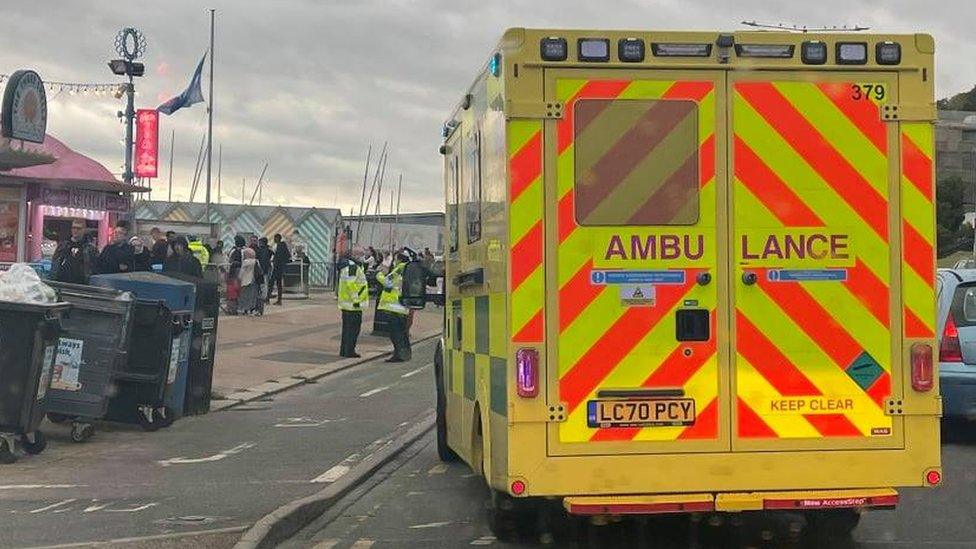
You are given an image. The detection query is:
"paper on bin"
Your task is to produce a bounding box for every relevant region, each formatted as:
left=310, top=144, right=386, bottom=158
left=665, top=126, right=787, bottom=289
left=51, top=338, right=83, bottom=391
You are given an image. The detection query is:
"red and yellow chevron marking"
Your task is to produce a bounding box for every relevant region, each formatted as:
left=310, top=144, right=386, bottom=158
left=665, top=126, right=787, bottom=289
left=732, top=81, right=893, bottom=439
left=549, top=78, right=719, bottom=443
left=509, top=119, right=544, bottom=343
left=901, top=123, right=936, bottom=338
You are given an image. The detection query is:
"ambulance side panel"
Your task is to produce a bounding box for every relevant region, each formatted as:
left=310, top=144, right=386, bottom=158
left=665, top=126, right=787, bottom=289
left=443, top=68, right=512, bottom=487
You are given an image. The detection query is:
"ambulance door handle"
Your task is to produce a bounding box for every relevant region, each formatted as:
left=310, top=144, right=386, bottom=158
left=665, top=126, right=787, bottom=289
left=742, top=271, right=758, bottom=286
left=696, top=272, right=711, bottom=286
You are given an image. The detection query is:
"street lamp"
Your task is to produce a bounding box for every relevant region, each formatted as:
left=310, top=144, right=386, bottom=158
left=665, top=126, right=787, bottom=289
left=108, top=27, right=146, bottom=186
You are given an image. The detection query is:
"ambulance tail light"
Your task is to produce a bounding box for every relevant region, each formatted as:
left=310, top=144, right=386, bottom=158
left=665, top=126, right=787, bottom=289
left=516, top=348, right=540, bottom=398
left=939, top=316, right=963, bottom=363
left=911, top=343, right=934, bottom=392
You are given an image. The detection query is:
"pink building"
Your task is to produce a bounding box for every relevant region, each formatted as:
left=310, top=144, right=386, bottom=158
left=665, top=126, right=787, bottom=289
left=0, top=135, right=146, bottom=262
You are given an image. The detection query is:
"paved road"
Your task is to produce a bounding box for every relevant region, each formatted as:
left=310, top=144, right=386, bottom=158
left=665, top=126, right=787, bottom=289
left=0, top=338, right=438, bottom=549
left=284, top=424, right=976, bottom=549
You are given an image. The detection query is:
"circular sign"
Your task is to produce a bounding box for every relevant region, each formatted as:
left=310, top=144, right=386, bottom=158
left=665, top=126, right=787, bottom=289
left=115, top=27, right=147, bottom=61
left=2, top=70, right=47, bottom=143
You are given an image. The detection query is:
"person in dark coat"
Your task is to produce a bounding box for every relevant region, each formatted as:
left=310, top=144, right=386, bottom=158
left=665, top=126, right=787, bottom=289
left=97, top=220, right=133, bottom=274
left=228, top=235, right=246, bottom=280
left=149, top=227, right=170, bottom=266
left=267, top=233, right=291, bottom=305
left=50, top=218, right=97, bottom=284
left=129, top=236, right=153, bottom=272
left=163, top=236, right=203, bottom=277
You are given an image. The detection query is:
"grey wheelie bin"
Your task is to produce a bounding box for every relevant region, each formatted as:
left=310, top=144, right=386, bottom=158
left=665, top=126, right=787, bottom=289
left=101, top=299, right=176, bottom=431
left=44, top=282, right=134, bottom=442
left=161, top=272, right=219, bottom=416
left=0, top=301, right=69, bottom=463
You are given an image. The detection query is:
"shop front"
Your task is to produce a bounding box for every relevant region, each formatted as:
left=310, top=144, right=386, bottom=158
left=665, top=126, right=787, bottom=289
left=27, top=186, right=131, bottom=261
left=0, top=134, right=146, bottom=264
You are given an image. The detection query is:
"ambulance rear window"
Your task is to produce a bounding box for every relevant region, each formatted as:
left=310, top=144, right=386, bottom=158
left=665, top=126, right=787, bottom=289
left=574, top=99, right=699, bottom=226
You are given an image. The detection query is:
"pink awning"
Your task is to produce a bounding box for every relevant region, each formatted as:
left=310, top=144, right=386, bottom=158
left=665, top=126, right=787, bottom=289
left=0, top=134, right=147, bottom=193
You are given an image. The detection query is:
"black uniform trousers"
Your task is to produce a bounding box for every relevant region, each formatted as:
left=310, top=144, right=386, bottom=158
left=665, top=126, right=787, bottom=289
left=387, top=313, right=412, bottom=361
left=340, top=309, right=362, bottom=357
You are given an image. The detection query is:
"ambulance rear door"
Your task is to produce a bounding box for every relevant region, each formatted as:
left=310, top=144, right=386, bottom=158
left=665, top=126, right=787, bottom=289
left=543, top=69, right=730, bottom=456
left=729, top=72, right=905, bottom=451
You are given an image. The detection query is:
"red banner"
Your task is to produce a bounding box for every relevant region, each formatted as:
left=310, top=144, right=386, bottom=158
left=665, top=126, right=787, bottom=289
left=134, top=108, right=159, bottom=178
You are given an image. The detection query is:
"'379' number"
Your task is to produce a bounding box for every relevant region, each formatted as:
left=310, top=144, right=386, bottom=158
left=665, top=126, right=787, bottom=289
left=851, top=83, right=886, bottom=101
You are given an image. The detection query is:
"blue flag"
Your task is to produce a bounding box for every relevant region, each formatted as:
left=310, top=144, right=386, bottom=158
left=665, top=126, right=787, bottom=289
left=157, top=53, right=206, bottom=115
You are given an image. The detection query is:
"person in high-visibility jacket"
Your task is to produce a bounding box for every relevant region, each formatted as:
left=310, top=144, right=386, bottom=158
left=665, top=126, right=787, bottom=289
left=187, top=235, right=210, bottom=270
left=338, top=246, right=368, bottom=358
left=376, top=249, right=411, bottom=362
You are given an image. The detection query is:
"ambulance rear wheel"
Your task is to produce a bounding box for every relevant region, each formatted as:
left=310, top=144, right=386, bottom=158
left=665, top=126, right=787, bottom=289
left=434, top=342, right=459, bottom=462
left=809, top=509, right=861, bottom=541
left=486, top=489, right=539, bottom=542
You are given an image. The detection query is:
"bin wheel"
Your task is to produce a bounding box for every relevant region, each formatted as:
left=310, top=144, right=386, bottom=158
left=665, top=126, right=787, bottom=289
left=22, top=431, right=47, bottom=455
left=154, top=406, right=175, bottom=428
left=137, top=408, right=162, bottom=432
left=0, top=438, right=17, bottom=464
left=70, top=423, right=95, bottom=443
left=47, top=413, right=72, bottom=424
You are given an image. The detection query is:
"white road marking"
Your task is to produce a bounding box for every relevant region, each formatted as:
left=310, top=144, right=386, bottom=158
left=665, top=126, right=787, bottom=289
left=409, top=521, right=451, bottom=529
left=427, top=464, right=448, bottom=475
left=311, top=464, right=350, bottom=483
left=0, top=484, right=84, bottom=490
left=25, top=525, right=249, bottom=548
left=273, top=417, right=346, bottom=428
left=312, top=541, right=339, bottom=549
left=83, top=501, right=110, bottom=513
left=104, top=502, right=158, bottom=513
left=30, top=499, right=76, bottom=513
left=359, top=385, right=391, bottom=397
left=471, top=536, right=496, bottom=546
left=350, top=540, right=375, bottom=548
left=157, top=442, right=256, bottom=466
left=401, top=363, right=431, bottom=378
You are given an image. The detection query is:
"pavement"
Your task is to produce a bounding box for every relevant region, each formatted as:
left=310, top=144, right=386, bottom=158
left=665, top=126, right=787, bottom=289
left=212, top=292, right=441, bottom=400
left=281, top=424, right=976, bottom=549
left=0, top=320, right=439, bottom=548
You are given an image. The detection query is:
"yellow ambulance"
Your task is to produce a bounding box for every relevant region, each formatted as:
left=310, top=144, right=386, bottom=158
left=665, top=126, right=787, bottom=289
left=433, top=27, right=940, bottom=539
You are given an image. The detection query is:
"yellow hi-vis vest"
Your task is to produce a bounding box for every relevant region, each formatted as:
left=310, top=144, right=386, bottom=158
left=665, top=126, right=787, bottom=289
left=188, top=241, right=210, bottom=266
left=376, top=262, right=408, bottom=315
left=337, top=260, right=368, bottom=311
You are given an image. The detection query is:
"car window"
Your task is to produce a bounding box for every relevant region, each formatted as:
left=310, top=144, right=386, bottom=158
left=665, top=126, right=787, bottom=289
left=951, top=283, right=976, bottom=326
left=964, top=287, right=976, bottom=322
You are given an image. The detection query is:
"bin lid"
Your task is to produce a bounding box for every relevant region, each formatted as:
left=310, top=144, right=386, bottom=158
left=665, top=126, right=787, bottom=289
left=90, top=272, right=195, bottom=313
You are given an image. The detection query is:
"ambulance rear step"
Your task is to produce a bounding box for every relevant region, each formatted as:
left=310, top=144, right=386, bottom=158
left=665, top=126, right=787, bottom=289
left=563, top=489, right=898, bottom=515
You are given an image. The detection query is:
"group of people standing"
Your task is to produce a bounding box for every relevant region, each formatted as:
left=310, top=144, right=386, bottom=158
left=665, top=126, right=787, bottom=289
left=224, top=233, right=292, bottom=316
left=49, top=219, right=205, bottom=284
left=336, top=246, right=414, bottom=362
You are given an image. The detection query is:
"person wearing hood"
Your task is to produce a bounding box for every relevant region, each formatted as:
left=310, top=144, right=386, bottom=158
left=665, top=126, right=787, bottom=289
left=237, top=247, right=264, bottom=315
left=163, top=236, right=203, bottom=278
left=129, top=236, right=153, bottom=272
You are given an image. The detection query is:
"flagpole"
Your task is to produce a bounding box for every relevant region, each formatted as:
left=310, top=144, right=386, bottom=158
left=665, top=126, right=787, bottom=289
left=168, top=129, right=175, bottom=202
left=205, top=8, right=215, bottom=220
left=217, top=143, right=222, bottom=204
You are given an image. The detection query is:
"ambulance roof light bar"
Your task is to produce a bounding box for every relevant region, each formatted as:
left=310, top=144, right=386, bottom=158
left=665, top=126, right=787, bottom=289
left=741, top=20, right=871, bottom=32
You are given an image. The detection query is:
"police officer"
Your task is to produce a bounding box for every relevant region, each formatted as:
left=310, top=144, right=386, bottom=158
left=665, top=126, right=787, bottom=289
left=338, top=246, right=368, bottom=358
left=376, top=249, right=411, bottom=363
left=187, top=235, right=210, bottom=269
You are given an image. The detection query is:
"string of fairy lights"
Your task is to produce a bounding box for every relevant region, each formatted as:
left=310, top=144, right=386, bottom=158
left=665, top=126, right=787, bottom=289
left=0, top=73, right=125, bottom=97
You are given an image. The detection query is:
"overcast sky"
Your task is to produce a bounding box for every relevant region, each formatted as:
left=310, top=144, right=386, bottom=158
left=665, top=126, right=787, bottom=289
left=0, top=1, right=971, bottom=214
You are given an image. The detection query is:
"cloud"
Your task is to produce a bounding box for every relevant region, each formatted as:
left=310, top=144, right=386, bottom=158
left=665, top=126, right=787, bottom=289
left=0, top=0, right=971, bottom=213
